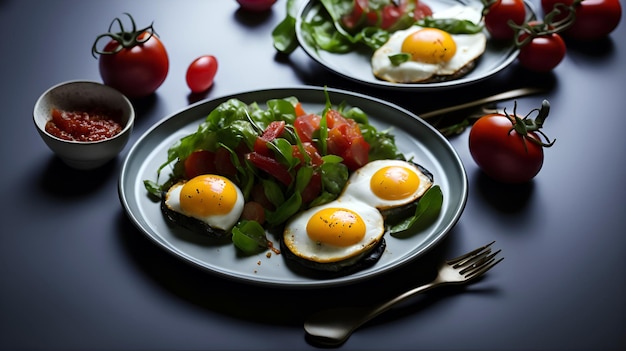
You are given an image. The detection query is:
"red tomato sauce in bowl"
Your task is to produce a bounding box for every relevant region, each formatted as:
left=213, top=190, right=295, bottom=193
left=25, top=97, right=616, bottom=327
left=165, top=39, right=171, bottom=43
left=45, top=107, right=123, bottom=142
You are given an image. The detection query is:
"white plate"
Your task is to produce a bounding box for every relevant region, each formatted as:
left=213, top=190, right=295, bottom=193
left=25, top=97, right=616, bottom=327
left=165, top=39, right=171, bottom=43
left=118, top=87, right=468, bottom=288
left=296, top=0, right=536, bottom=90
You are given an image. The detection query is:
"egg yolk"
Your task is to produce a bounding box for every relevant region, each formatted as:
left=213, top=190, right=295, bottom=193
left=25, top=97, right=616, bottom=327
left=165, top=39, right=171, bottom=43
left=179, top=175, right=238, bottom=217
left=401, top=28, right=457, bottom=64
left=370, top=166, right=420, bottom=200
left=306, top=208, right=366, bottom=247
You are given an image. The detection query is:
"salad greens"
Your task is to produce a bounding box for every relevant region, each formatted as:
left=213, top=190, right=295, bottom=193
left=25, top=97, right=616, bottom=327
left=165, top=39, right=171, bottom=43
left=273, top=0, right=484, bottom=55
left=144, top=91, right=443, bottom=254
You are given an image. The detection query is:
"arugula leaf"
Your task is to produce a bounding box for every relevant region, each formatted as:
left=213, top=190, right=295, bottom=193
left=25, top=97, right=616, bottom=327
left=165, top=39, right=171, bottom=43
left=272, top=0, right=300, bottom=54
left=416, top=17, right=483, bottom=34
left=390, top=185, right=444, bottom=237
left=232, top=220, right=269, bottom=254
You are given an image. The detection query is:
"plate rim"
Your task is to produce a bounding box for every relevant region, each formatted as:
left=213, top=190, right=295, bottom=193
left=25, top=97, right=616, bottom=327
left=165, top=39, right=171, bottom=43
left=295, top=0, right=536, bottom=91
left=118, top=85, right=468, bottom=288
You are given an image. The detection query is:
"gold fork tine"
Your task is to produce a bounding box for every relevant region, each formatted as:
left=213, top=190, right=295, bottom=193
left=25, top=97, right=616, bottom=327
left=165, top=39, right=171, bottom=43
left=463, top=250, right=504, bottom=279
left=446, top=241, right=495, bottom=265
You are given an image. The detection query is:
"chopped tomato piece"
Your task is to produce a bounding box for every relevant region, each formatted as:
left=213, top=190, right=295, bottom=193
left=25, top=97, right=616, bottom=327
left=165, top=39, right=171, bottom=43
left=414, top=0, right=433, bottom=19
left=294, top=113, right=321, bottom=143
left=301, top=171, right=322, bottom=204
left=294, top=102, right=307, bottom=117
left=254, top=120, right=286, bottom=155
left=215, top=146, right=238, bottom=177
left=292, top=142, right=323, bottom=167
left=184, top=150, right=216, bottom=179
left=246, top=151, right=292, bottom=185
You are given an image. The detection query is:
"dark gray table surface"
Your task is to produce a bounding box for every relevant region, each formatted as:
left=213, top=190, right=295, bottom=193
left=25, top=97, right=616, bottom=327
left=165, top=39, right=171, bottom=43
left=1, top=0, right=624, bottom=350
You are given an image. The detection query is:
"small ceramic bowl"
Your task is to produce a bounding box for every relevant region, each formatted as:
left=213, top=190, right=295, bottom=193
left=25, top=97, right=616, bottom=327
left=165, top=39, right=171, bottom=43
left=33, top=80, right=135, bottom=170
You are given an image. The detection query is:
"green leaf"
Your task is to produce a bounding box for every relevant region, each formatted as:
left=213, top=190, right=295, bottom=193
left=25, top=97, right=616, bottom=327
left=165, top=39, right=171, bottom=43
left=389, top=53, right=411, bottom=66
left=272, top=0, right=299, bottom=54
left=416, top=17, right=483, bottom=34
left=266, top=191, right=302, bottom=226
left=232, top=220, right=269, bottom=254
left=390, top=185, right=443, bottom=237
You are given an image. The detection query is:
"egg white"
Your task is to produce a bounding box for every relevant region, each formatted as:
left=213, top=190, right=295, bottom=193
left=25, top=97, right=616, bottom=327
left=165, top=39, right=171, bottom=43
left=164, top=180, right=244, bottom=232
left=371, top=5, right=486, bottom=83
left=341, top=159, right=433, bottom=211
left=283, top=196, right=385, bottom=264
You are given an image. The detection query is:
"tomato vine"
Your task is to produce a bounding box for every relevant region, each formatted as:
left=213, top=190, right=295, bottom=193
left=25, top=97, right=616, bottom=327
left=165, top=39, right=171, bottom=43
left=91, top=13, right=158, bottom=57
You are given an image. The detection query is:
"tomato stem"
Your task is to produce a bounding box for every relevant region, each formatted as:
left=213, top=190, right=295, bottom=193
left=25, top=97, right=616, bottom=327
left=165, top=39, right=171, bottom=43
left=510, top=0, right=579, bottom=48
left=506, top=100, right=556, bottom=148
left=91, top=13, right=158, bottom=58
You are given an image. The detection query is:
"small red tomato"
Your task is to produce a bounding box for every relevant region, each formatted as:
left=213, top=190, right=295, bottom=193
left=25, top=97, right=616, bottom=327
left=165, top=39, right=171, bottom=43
left=517, top=30, right=566, bottom=72
left=484, top=0, right=527, bottom=40
left=468, top=101, right=555, bottom=183
left=541, top=0, right=622, bottom=40
left=236, top=0, right=277, bottom=11
left=186, top=55, right=218, bottom=93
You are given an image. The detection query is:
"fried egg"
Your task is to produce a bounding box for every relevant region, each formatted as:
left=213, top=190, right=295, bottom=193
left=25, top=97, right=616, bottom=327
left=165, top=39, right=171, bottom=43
left=341, top=159, right=433, bottom=211
left=283, top=197, right=385, bottom=265
left=164, top=174, right=244, bottom=232
left=371, top=5, right=486, bottom=83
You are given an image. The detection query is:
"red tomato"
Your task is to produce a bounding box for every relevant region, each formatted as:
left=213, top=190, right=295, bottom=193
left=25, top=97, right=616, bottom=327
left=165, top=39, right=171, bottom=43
left=292, top=142, right=324, bottom=167
left=341, top=0, right=369, bottom=29
left=186, top=55, right=218, bottom=93
left=484, top=0, right=527, bottom=40
left=254, top=121, right=285, bottom=155
left=246, top=152, right=292, bottom=185
left=300, top=171, right=322, bottom=204
left=236, top=0, right=277, bottom=11
left=414, top=1, right=434, bottom=20
left=517, top=30, right=566, bottom=72
left=184, top=150, right=216, bottom=179
left=541, top=0, right=622, bottom=40
left=469, top=106, right=555, bottom=184
left=93, top=15, right=169, bottom=99
left=326, top=111, right=370, bottom=170
left=294, top=114, right=321, bottom=143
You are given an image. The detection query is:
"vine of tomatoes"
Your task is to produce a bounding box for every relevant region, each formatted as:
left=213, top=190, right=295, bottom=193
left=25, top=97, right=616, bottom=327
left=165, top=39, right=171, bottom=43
left=483, top=0, right=621, bottom=72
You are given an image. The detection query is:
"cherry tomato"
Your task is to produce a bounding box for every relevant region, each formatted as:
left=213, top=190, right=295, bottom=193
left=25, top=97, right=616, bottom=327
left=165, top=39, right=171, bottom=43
left=484, top=0, right=527, bottom=40
left=517, top=30, right=566, bottom=72
left=93, top=14, right=169, bottom=99
left=468, top=101, right=554, bottom=183
left=186, top=55, right=218, bottom=94
left=236, top=0, right=277, bottom=11
left=541, top=0, right=622, bottom=40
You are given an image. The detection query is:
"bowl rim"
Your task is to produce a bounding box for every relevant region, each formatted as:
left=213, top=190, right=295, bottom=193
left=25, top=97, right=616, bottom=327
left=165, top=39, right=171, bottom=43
left=33, top=79, right=135, bottom=145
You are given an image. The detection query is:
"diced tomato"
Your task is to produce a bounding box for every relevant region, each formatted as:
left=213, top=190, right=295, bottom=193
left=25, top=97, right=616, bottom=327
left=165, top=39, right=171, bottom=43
left=254, top=120, right=285, bottom=156
left=184, top=150, right=216, bottom=179
left=381, top=2, right=405, bottom=29
left=325, top=110, right=370, bottom=170
left=294, top=102, right=307, bottom=117
left=292, top=142, right=323, bottom=167
left=341, top=0, right=369, bottom=29
left=294, top=113, right=321, bottom=143
left=414, top=0, right=433, bottom=19
left=345, top=136, right=370, bottom=170
left=246, top=151, right=293, bottom=185
left=215, top=146, right=238, bottom=177
left=301, top=171, right=322, bottom=204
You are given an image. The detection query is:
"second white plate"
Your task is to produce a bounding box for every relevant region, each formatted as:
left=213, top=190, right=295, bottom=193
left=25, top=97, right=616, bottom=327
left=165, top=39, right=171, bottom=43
left=296, top=0, right=536, bottom=90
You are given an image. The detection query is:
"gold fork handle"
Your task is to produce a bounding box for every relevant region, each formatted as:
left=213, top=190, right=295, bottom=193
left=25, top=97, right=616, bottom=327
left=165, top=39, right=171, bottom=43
left=304, top=279, right=444, bottom=346
left=418, top=88, right=545, bottom=119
